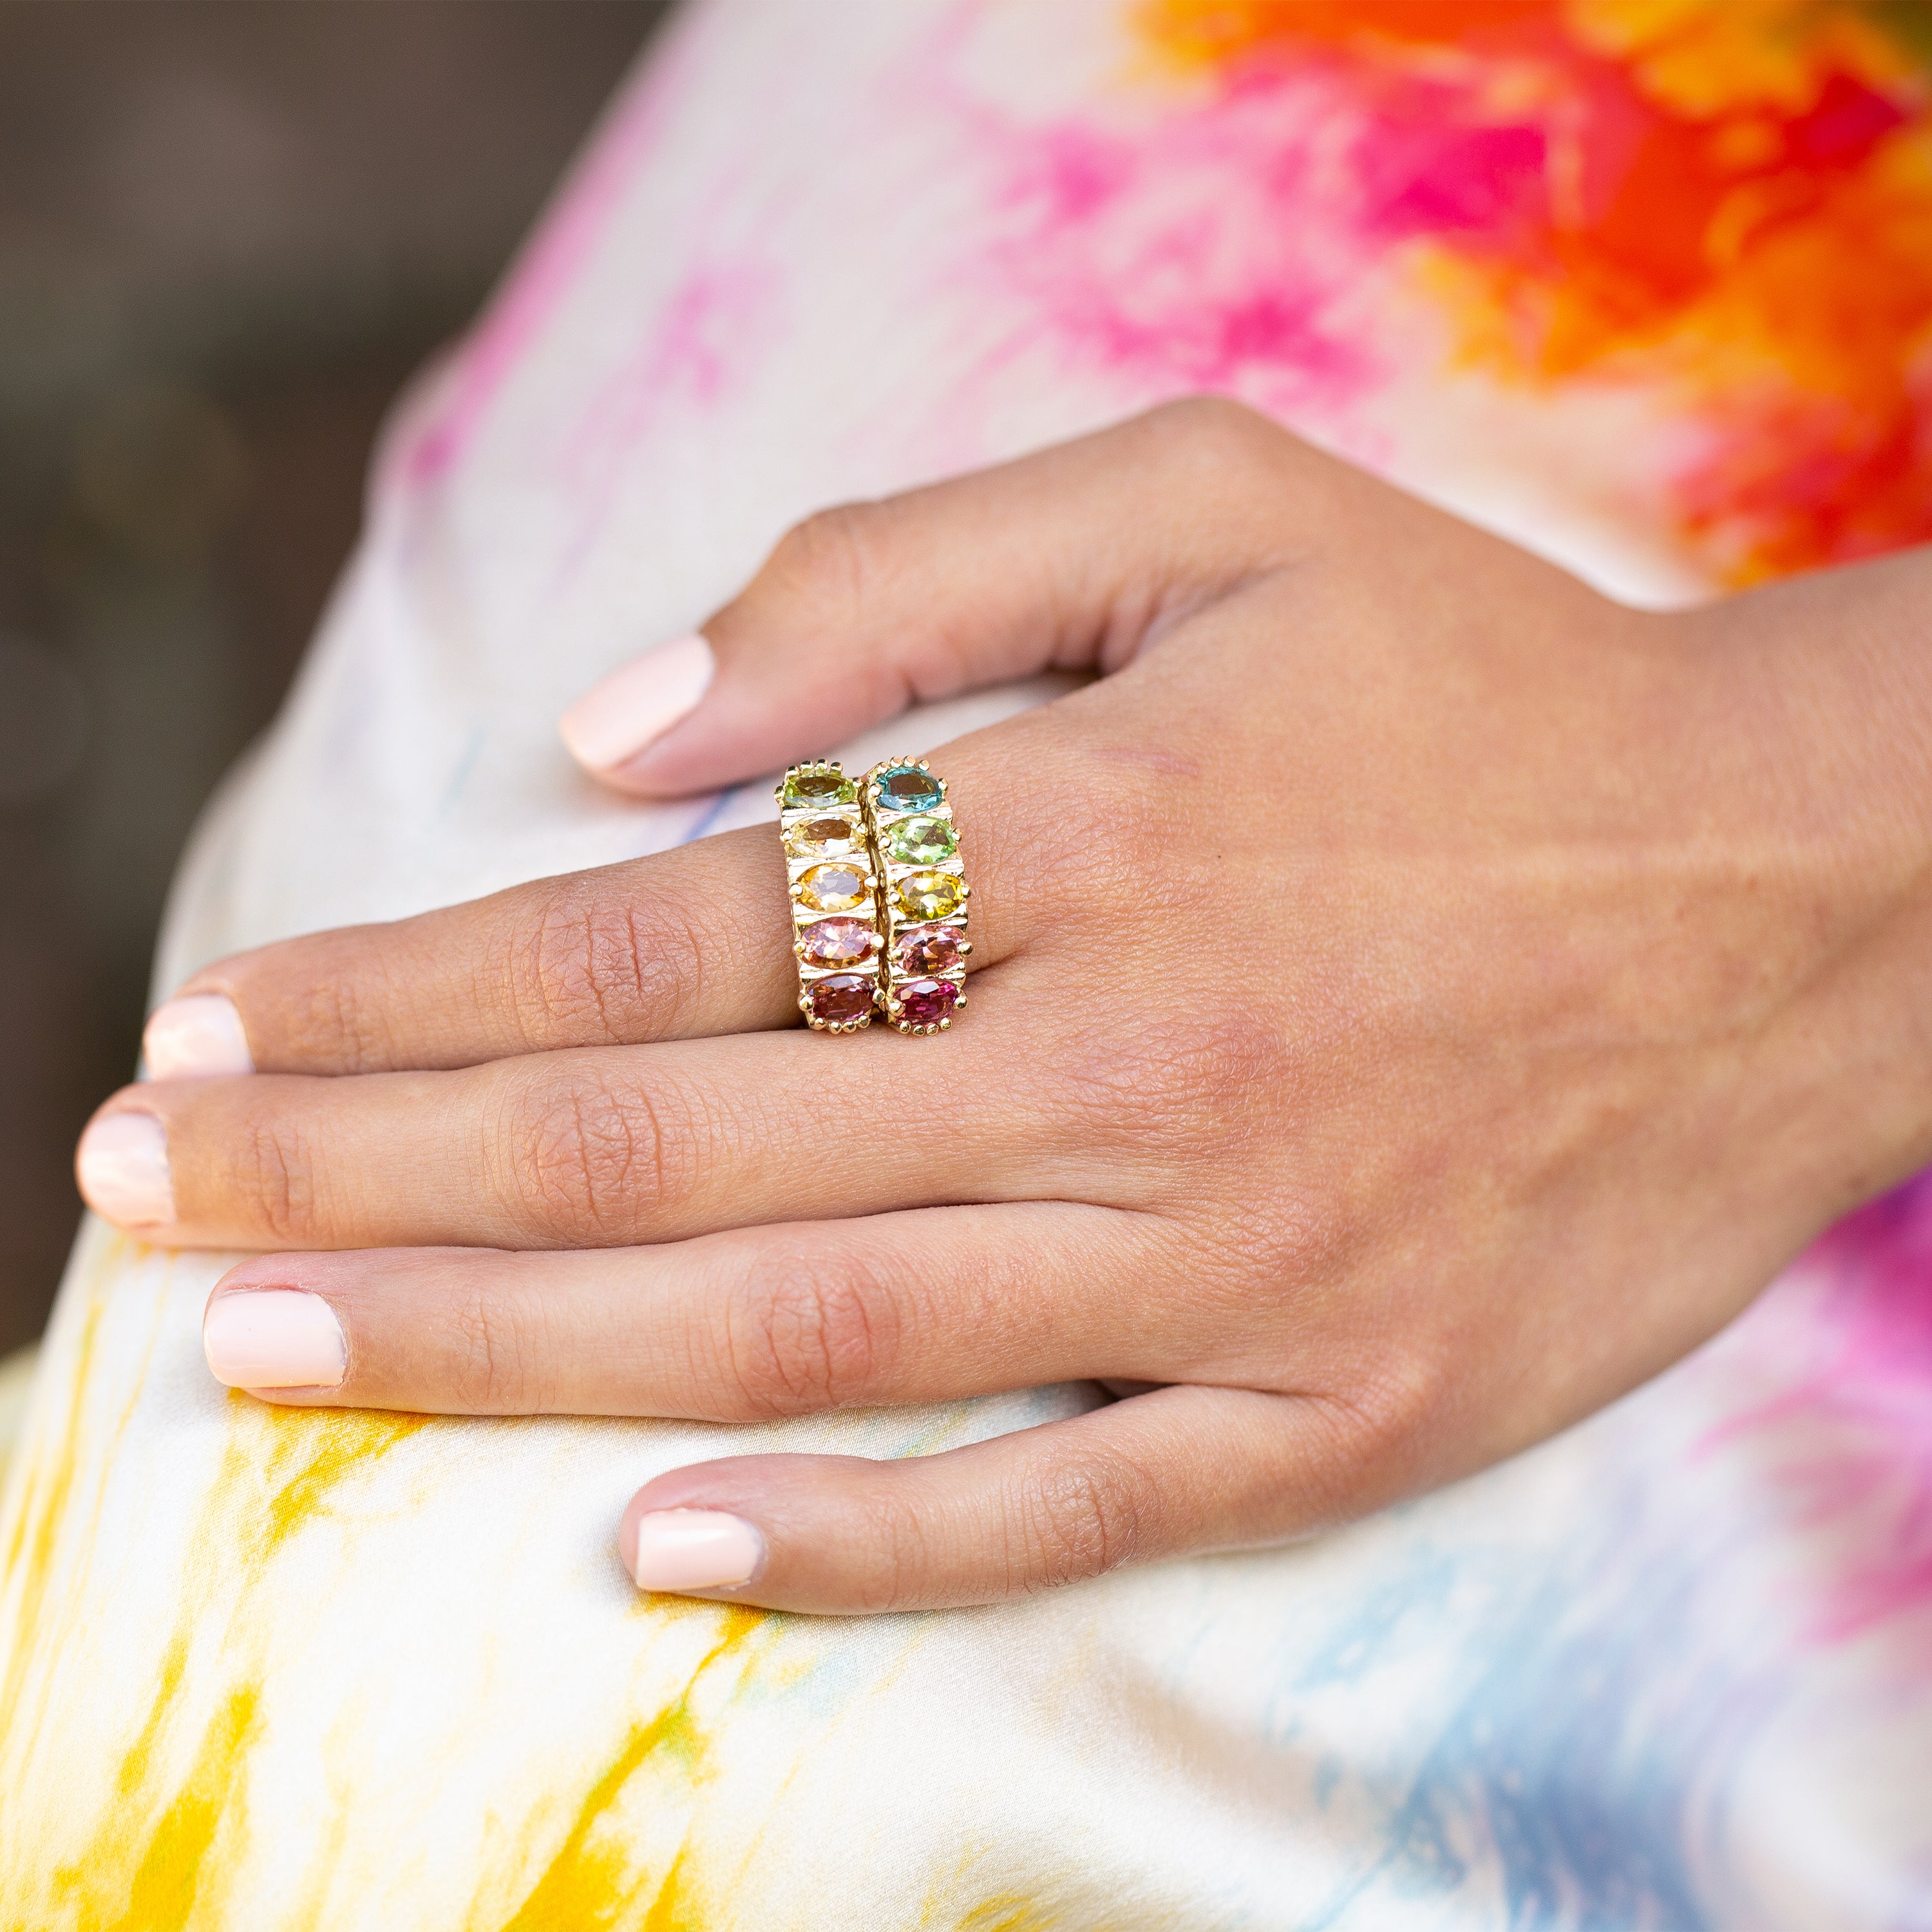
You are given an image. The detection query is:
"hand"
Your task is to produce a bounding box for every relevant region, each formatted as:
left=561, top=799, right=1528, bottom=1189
left=76, top=400, right=1932, bottom=1613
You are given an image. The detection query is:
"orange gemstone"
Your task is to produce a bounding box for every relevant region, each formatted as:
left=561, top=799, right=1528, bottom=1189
left=799, top=862, right=867, bottom=913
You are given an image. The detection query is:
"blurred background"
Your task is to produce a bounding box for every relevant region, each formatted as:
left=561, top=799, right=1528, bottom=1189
left=0, top=0, right=668, bottom=1359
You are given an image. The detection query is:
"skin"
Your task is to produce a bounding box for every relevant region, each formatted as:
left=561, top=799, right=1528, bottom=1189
left=76, top=400, right=1932, bottom=1613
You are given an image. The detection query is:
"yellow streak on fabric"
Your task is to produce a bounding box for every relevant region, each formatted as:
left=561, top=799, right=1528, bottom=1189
left=0, top=1246, right=111, bottom=1752
left=106, top=1681, right=262, bottom=1932
left=491, top=1605, right=766, bottom=1932
left=4, top=1380, right=429, bottom=1927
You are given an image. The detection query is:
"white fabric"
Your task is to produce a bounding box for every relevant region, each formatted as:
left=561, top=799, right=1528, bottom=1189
left=2, top=4, right=1927, bottom=1924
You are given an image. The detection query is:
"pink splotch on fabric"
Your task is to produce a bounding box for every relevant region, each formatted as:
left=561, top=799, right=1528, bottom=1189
left=392, top=22, right=695, bottom=494
left=972, top=66, right=1396, bottom=431
left=1718, top=1175, right=1932, bottom=1643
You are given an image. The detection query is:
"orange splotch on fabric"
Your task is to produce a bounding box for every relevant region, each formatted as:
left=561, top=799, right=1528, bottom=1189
left=1133, top=0, right=1932, bottom=580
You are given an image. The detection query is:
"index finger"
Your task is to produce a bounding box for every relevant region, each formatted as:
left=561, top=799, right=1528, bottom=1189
left=150, top=824, right=795, bottom=1077
left=142, top=722, right=1063, bottom=1077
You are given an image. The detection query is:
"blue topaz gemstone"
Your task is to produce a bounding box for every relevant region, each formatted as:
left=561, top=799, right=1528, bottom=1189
left=874, top=764, right=943, bottom=813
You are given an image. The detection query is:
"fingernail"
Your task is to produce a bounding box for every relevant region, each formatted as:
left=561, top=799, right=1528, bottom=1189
left=558, top=632, right=715, bottom=773
left=625, top=1509, right=764, bottom=1594
left=204, top=1291, right=347, bottom=1389
left=76, top=1112, right=175, bottom=1226
left=144, top=994, right=254, bottom=1079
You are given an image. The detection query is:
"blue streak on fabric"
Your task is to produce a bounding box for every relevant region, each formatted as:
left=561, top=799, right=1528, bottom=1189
left=1281, top=1509, right=1768, bottom=1932
left=437, top=725, right=487, bottom=821
left=676, top=786, right=740, bottom=848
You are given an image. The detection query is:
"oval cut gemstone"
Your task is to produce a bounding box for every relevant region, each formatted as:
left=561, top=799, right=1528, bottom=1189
left=784, top=815, right=862, bottom=860
left=873, top=764, right=943, bottom=813
left=799, top=862, right=867, bottom=913
left=894, top=923, right=961, bottom=976
left=895, top=871, right=961, bottom=921
left=782, top=768, right=857, bottom=810
left=888, top=813, right=956, bottom=865
left=807, top=974, right=874, bottom=1025
left=800, top=918, right=877, bottom=967
left=897, top=978, right=960, bottom=1028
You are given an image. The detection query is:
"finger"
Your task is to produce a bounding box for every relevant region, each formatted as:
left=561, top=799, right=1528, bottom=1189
left=82, top=1001, right=1091, bottom=1251
left=614, top=1384, right=1400, bottom=1613
left=142, top=741, right=1028, bottom=1079
left=199, top=1202, right=1174, bottom=1414
left=560, top=397, right=1319, bottom=797
left=144, top=827, right=795, bottom=1078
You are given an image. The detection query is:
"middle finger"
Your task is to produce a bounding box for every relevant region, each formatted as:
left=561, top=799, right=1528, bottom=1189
left=80, top=987, right=1081, bottom=1250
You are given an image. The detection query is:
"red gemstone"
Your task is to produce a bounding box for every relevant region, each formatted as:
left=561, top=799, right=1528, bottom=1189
left=801, top=918, right=878, bottom=967
left=893, top=923, right=961, bottom=976
left=896, top=978, right=960, bottom=1027
left=807, top=974, right=874, bottom=1025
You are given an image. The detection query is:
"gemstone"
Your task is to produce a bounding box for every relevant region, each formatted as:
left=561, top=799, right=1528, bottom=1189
left=873, top=764, right=943, bottom=813
left=894, top=922, right=961, bottom=975
left=782, top=768, right=856, bottom=810
left=888, top=813, right=956, bottom=865
left=800, top=917, right=878, bottom=967
left=895, top=870, right=961, bottom=921
left=807, top=974, right=874, bottom=1025
left=784, top=815, right=863, bottom=860
left=896, top=978, right=960, bottom=1028
left=798, top=862, right=868, bottom=913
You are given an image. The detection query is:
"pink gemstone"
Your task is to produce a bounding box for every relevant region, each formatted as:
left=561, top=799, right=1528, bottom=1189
left=896, top=978, right=960, bottom=1028
left=893, top=923, right=961, bottom=976
left=807, top=975, right=874, bottom=1025
left=801, top=918, right=878, bottom=967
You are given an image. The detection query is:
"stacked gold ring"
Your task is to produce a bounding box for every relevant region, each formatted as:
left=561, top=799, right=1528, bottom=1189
left=775, top=761, right=883, bottom=1032
left=862, top=756, right=971, bottom=1034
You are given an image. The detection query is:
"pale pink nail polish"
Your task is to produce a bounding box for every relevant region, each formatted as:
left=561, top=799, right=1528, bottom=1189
left=625, top=1509, right=764, bottom=1594
left=76, top=1112, right=175, bottom=1226
left=204, top=1291, right=347, bottom=1389
left=558, top=633, right=715, bottom=773
left=145, top=994, right=254, bottom=1079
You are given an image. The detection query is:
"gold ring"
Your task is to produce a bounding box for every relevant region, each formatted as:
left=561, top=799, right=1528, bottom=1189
left=776, top=761, right=882, bottom=1032
left=863, top=757, right=971, bottom=1034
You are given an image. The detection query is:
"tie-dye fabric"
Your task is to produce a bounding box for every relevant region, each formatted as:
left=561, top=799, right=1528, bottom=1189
left=3, top=3, right=1929, bottom=1926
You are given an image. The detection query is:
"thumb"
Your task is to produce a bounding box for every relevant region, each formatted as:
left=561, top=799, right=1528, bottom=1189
left=558, top=397, right=1305, bottom=798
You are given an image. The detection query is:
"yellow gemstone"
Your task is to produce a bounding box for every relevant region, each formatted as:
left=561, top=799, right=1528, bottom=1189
left=785, top=815, right=863, bottom=860
left=895, top=870, right=961, bottom=921
left=799, top=862, right=868, bottom=913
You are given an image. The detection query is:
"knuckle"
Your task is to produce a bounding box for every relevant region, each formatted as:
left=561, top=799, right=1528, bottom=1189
left=721, top=1245, right=893, bottom=1419
left=231, top=1115, right=319, bottom=1244
left=1044, top=1010, right=1295, bottom=1163
left=761, top=501, right=891, bottom=625
left=498, top=1067, right=698, bottom=1241
left=1137, top=393, right=1274, bottom=466
left=1010, top=1448, right=1154, bottom=1593
left=509, top=875, right=708, bottom=1046
left=445, top=1285, right=545, bottom=1412
left=247, top=945, right=399, bottom=1075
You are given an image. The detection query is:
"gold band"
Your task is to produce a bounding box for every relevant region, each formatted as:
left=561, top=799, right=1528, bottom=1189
left=775, top=761, right=882, bottom=1032
left=862, top=757, right=971, bottom=1034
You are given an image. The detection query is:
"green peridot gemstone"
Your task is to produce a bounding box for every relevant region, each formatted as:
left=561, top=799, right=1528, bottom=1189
left=781, top=768, right=856, bottom=810
left=888, top=813, right=956, bottom=865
